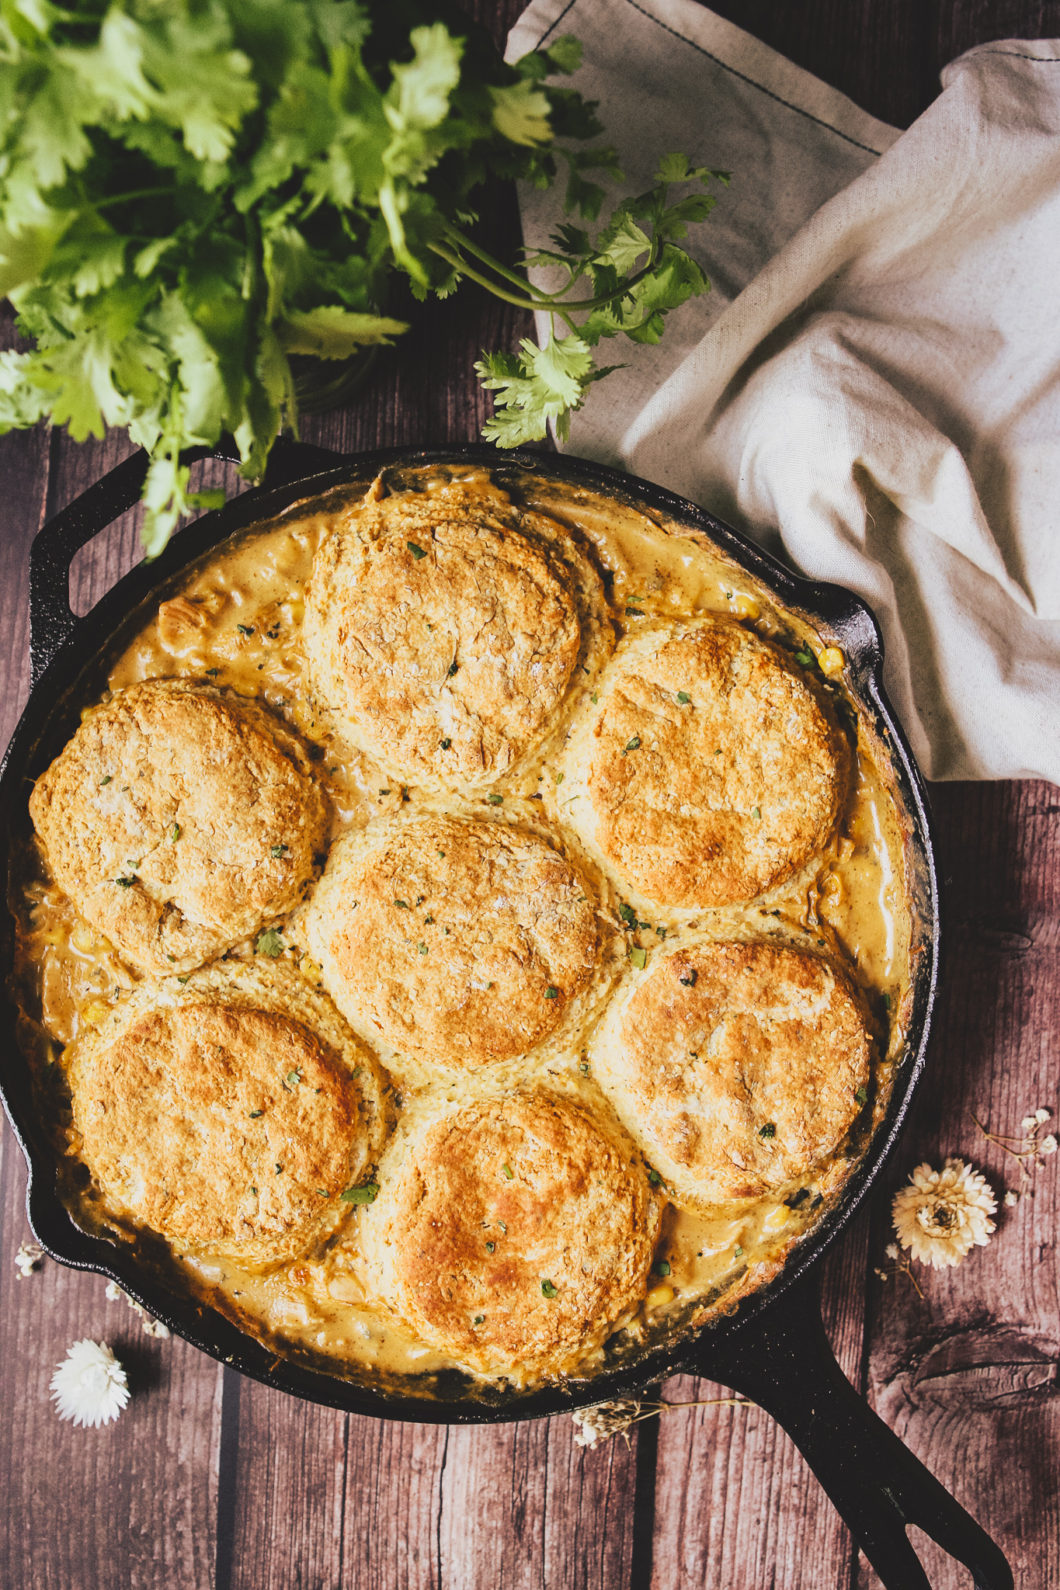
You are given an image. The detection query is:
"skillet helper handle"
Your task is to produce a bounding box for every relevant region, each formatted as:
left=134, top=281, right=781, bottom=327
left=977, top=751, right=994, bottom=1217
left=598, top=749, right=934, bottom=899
left=693, top=1272, right=1013, bottom=1590
left=28, top=436, right=345, bottom=683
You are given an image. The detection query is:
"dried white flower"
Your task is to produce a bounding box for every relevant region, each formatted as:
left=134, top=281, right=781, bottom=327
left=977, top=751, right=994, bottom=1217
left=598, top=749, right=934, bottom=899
left=14, top=1241, right=44, bottom=1279
left=892, top=1159, right=997, bottom=1269
left=976, top=1107, right=1057, bottom=1176
left=572, top=1399, right=643, bottom=1449
left=1004, top=1189, right=1019, bottom=1208
left=104, top=1279, right=170, bottom=1338
left=50, top=1339, right=129, bottom=1428
left=884, top=1242, right=900, bottom=1261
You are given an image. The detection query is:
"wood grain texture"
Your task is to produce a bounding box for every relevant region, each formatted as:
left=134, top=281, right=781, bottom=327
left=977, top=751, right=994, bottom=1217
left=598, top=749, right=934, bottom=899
left=854, top=780, right=1060, bottom=1590
left=1, top=4, right=1057, bottom=1589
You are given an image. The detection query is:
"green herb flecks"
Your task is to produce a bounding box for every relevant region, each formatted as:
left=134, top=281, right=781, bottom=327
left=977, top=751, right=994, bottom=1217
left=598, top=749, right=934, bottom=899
left=622, top=735, right=641, bottom=755
left=540, top=1279, right=558, bottom=1299
left=545, top=985, right=559, bottom=999
left=629, top=945, right=647, bottom=969
left=487, top=793, right=504, bottom=805
left=654, top=1259, right=671, bottom=1276
left=236, top=624, right=255, bottom=637
left=676, top=691, right=691, bottom=704
left=440, top=738, right=452, bottom=750
left=255, top=928, right=285, bottom=957
left=248, top=1110, right=263, bottom=1119
left=168, top=823, right=181, bottom=842
left=393, top=899, right=410, bottom=910
left=502, top=1163, right=514, bottom=1181
left=647, top=1167, right=662, bottom=1186
left=285, top=1068, right=302, bottom=1088
left=678, top=969, right=697, bottom=987
left=794, top=649, right=815, bottom=668
left=758, top=1122, right=777, bottom=1139
left=618, top=903, right=637, bottom=926
left=271, top=843, right=288, bottom=858
left=99, top=775, right=112, bottom=786
left=407, top=541, right=428, bottom=560
left=751, top=806, right=761, bottom=820
left=855, top=1085, right=868, bottom=1106
left=115, top=876, right=135, bottom=889
left=340, top=1183, right=379, bottom=1205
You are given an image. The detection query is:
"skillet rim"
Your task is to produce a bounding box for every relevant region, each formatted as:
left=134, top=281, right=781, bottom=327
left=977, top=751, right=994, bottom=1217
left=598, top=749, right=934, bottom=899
left=0, top=442, right=940, bottom=1423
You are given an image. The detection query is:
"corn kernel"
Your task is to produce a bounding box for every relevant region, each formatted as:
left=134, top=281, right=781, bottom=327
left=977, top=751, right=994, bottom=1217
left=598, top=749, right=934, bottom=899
left=731, top=593, right=760, bottom=621
left=818, top=646, right=845, bottom=676
left=820, top=872, right=843, bottom=903
left=70, top=923, right=97, bottom=953
left=645, top=1283, right=675, bottom=1309
left=40, top=927, right=67, bottom=947
left=764, top=1205, right=789, bottom=1233
left=300, top=957, right=323, bottom=985
left=81, top=1000, right=110, bottom=1028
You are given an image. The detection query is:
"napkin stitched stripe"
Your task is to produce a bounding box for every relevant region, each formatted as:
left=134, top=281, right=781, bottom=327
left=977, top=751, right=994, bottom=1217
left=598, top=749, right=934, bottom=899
left=978, top=49, right=1060, bottom=63
left=533, top=0, right=580, bottom=48
left=619, top=0, right=885, bottom=156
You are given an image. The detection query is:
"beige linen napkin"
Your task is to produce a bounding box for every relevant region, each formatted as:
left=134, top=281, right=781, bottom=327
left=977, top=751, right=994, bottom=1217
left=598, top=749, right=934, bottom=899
left=508, top=0, right=1060, bottom=781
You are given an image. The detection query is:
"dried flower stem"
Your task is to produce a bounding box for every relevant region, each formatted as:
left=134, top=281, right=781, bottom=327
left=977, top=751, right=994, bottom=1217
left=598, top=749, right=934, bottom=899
left=573, top=1394, right=752, bottom=1449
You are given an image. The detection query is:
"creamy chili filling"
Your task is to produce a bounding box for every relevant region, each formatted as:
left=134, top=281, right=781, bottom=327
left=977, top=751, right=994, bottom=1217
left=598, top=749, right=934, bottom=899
left=13, top=466, right=914, bottom=1391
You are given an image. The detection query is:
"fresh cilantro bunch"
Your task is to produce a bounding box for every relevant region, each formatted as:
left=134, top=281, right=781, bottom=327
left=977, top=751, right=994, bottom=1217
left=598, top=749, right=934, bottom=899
left=0, top=0, right=724, bottom=551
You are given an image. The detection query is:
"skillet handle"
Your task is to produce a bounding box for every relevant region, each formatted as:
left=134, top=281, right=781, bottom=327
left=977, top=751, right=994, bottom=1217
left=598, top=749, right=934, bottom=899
left=28, top=435, right=345, bottom=683
left=691, top=1271, right=1013, bottom=1590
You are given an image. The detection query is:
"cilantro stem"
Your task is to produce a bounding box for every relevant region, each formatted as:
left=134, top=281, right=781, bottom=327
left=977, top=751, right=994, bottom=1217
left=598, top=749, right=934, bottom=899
left=94, top=187, right=174, bottom=211
left=435, top=229, right=664, bottom=315
left=443, top=228, right=550, bottom=298
left=428, top=243, right=543, bottom=312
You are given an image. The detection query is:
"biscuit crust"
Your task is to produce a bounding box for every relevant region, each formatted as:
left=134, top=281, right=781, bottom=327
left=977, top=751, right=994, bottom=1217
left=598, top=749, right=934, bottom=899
left=66, top=962, right=390, bottom=1266
left=560, top=620, right=850, bottom=907
left=305, top=812, right=599, bottom=1069
left=591, top=939, right=873, bottom=1206
left=29, top=679, right=328, bottom=975
left=359, top=1089, right=662, bottom=1375
left=302, top=474, right=609, bottom=788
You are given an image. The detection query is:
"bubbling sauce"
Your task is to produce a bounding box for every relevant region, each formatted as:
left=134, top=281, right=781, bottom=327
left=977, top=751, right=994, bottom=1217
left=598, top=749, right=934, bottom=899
left=13, top=466, right=915, bottom=1391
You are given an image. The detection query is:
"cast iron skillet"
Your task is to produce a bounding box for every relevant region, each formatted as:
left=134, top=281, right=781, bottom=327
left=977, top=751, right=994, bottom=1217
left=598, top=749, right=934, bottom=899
left=0, top=440, right=1012, bottom=1590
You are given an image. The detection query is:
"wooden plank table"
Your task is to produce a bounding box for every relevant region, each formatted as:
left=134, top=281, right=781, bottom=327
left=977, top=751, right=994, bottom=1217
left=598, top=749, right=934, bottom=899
left=1, top=4, right=1057, bottom=1586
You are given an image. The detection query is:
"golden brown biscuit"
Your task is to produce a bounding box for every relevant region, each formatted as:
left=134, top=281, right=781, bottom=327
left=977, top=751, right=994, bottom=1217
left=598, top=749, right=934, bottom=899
left=66, top=961, right=390, bottom=1266
left=29, top=679, right=328, bottom=975
left=358, top=1088, right=662, bottom=1376
left=302, top=473, right=611, bottom=789
left=590, top=938, right=873, bottom=1207
left=304, top=812, right=599, bottom=1070
left=558, top=619, right=850, bottom=908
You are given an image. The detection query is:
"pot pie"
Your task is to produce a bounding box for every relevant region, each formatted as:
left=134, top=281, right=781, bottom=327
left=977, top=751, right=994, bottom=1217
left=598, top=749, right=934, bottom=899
left=304, top=811, right=600, bottom=1073
left=13, top=463, right=914, bottom=1391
